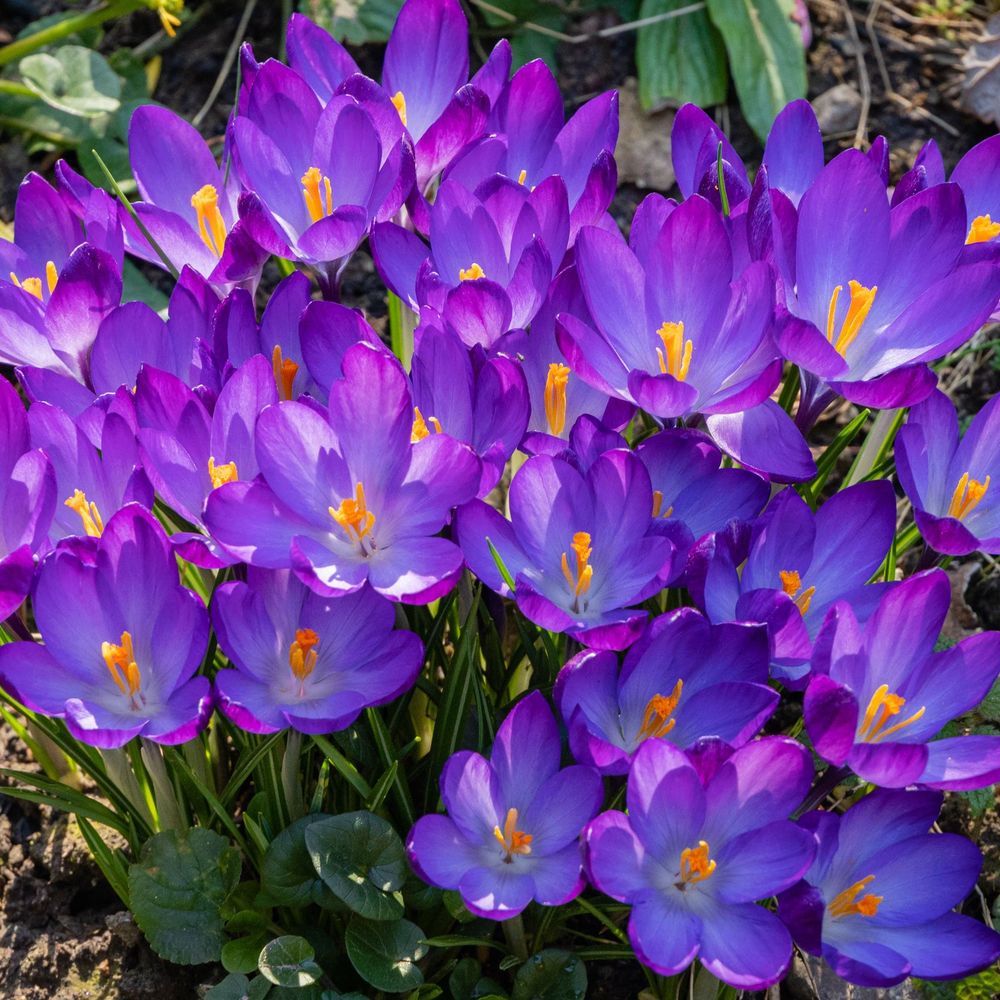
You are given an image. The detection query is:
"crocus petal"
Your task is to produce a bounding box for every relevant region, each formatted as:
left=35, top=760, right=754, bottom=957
left=406, top=814, right=482, bottom=890
left=706, top=400, right=817, bottom=482
left=697, top=902, right=794, bottom=990
left=459, top=864, right=534, bottom=920
left=876, top=912, right=1000, bottom=982
left=584, top=810, right=647, bottom=903
left=918, top=736, right=1000, bottom=791
left=628, top=892, right=700, bottom=977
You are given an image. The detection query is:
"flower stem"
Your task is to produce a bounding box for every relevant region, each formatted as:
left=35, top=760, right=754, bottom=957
left=503, top=914, right=528, bottom=960
left=793, top=764, right=850, bottom=818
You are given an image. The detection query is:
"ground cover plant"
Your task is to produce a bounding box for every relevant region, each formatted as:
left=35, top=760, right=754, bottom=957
left=3, top=1, right=1000, bottom=998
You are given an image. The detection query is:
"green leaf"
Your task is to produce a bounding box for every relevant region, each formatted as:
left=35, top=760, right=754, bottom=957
left=705, top=0, right=807, bottom=141
left=979, top=676, right=1000, bottom=722
left=305, top=811, right=407, bottom=920
left=300, top=0, right=402, bottom=44
left=259, top=935, right=323, bottom=988
left=511, top=950, right=587, bottom=1000
left=223, top=933, right=270, bottom=975
left=637, top=0, right=728, bottom=110
left=128, top=827, right=241, bottom=965
left=19, top=45, right=121, bottom=118
left=262, top=814, right=342, bottom=909
left=206, top=973, right=267, bottom=1000
left=345, top=916, right=427, bottom=993
left=961, top=785, right=996, bottom=817
left=449, top=958, right=481, bottom=1000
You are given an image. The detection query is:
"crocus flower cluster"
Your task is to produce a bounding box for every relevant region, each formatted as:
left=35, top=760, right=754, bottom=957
left=2, top=0, right=1000, bottom=991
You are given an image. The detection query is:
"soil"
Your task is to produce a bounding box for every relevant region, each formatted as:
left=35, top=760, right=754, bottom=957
left=2, top=1, right=1000, bottom=998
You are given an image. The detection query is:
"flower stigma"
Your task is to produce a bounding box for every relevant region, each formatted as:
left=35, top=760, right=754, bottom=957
left=779, top=569, right=815, bottom=615
left=65, top=489, right=104, bottom=538
left=676, top=840, right=715, bottom=889
left=828, top=875, right=882, bottom=919
left=191, top=185, right=227, bottom=257
left=947, top=472, right=990, bottom=521
left=655, top=321, right=693, bottom=381
left=544, top=363, right=570, bottom=436
left=651, top=490, right=674, bottom=518
left=301, top=166, right=334, bottom=223
left=636, top=680, right=683, bottom=742
left=288, top=627, right=319, bottom=696
left=208, top=457, right=238, bottom=489
left=391, top=90, right=407, bottom=126
left=967, top=214, right=1000, bottom=245
left=493, top=807, right=532, bottom=862
left=561, top=531, right=593, bottom=610
left=330, top=482, right=376, bottom=550
left=459, top=262, right=486, bottom=281
left=826, top=280, right=877, bottom=356
left=411, top=406, right=443, bottom=442
left=101, top=631, right=144, bottom=709
left=857, top=683, right=926, bottom=743
left=272, top=345, right=299, bottom=401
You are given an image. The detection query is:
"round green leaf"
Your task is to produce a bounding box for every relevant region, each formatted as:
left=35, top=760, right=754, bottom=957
left=222, top=933, right=269, bottom=975
left=258, top=935, right=323, bottom=988
left=262, top=814, right=342, bottom=909
left=305, top=811, right=406, bottom=920
left=19, top=45, right=121, bottom=118
left=345, top=916, right=427, bottom=993
left=128, top=828, right=241, bottom=965
left=511, top=950, right=587, bottom=1000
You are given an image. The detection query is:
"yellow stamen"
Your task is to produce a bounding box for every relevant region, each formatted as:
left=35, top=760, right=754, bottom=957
left=636, top=680, right=684, bottom=742
left=208, top=457, right=238, bottom=489
left=828, top=875, right=882, bottom=919
left=493, top=807, right=533, bottom=862
left=947, top=472, right=990, bottom=521
left=157, top=4, right=182, bottom=36
left=560, top=531, right=593, bottom=599
left=45, top=260, right=58, bottom=294
left=101, top=630, right=143, bottom=706
left=779, top=569, right=816, bottom=615
left=330, top=482, right=376, bottom=545
left=190, top=184, right=227, bottom=257
left=857, top=683, right=926, bottom=743
left=288, top=627, right=319, bottom=690
left=543, top=363, right=570, bottom=436
left=651, top=490, right=674, bottom=519
left=517, top=168, right=527, bottom=186
left=459, top=262, right=485, bottom=281
left=391, top=90, right=407, bottom=127
left=411, top=406, right=442, bottom=442
left=967, top=214, right=1000, bottom=245
left=301, top=166, right=334, bottom=223
left=826, top=280, right=877, bottom=356
left=677, top=841, right=716, bottom=887
left=272, top=345, right=298, bottom=401
left=64, top=489, right=104, bottom=538
left=655, top=321, right=693, bottom=381
left=10, top=272, right=42, bottom=300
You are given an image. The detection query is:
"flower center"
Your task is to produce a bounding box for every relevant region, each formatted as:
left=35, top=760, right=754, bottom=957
left=288, top=627, right=319, bottom=696
left=190, top=184, right=227, bottom=257
left=208, top=457, right=238, bottom=489
left=655, top=321, right=692, bottom=381
left=301, top=166, right=334, bottom=224
left=828, top=875, right=882, bottom=919
left=10, top=260, right=58, bottom=300
left=391, top=90, right=407, bottom=127
left=544, top=363, right=570, bottom=436
left=651, top=490, right=674, bottom=519
left=65, top=489, right=104, bottom=538
left=857, top=683, right=926, bottom=743
left=967, top=214, right=1000, bottom=245
left=779, top=569, right=815, bottom=615
left=330, top=481, right=376, bottom=549
left=636, top=680, right=683, bottom=742
left=561, top=531, right=593, bottom=609
left=826, top=280, right=877, bottom=356
left=459, top=262, right=485, bottom=281
left=493, top=807, right=533, bottom=863
left=272, top=345, right=299, bottom=401
left=101, top=630, right=144, bottom=709
left=155, top=0, right=183, bottom=36
left=948, top=471, right=990, bottom=521
left=411, top=406, right=442, bottom=442
left=676, top=840, right=715, bottom=889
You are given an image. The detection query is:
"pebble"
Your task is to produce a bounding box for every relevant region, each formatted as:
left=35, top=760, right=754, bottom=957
left=813, top=84, right=864, bottom=134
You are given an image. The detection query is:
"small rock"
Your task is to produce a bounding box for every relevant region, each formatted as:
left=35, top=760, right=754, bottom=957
left=105, top=910, right=142, bottom=946
left=812, top=84, right=863, bottom=135
left=614, top=79, right=675, bottom=191
left=786, top=953, right=923, bottom=1000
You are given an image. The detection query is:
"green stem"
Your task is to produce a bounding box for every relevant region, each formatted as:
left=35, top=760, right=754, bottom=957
left=843, top=407, right=904, bottom=488
left=502, top=914, right=528, bottom=960
left=0, top=0, right=144, bottom=67
left=0, top=80, right=36, bottom=98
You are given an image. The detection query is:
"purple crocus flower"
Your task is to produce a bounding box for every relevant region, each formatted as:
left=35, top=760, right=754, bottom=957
left=212, top=569, right=422, bottom=734
left=805, top=569, right=1000, bottom=790
left=410, top=324, right=529, bottom=496
left=557, top=197, right=777, bottom=423
left=777, top=150, right=1000, bottom=423
left=0, top=505, right=210, bottom=748
left=445, top=59, right=618, bottom=239
left=554, top=608, right=776, bottom=774
left=127, top=105, right=266, bottom=284
left=407, top=691, right=603, bottom=919
left=233, top=61, right=413, bottom=278
left=205, top=344, right=480, bottom=603
left=584, top=737, right=815, bottom=989
left=0, top=378, right=56, bottom=619
left=372, top=175, right=568, bottom=346
left=455, top=449, right=677, bottom=650
left=135, top=354, right=277, bottom=566
left=778, top=789, right=1000, bottom=986
left=896, top=388, right=1000, bottom=555
left=693, top=482, right=896, bottom=686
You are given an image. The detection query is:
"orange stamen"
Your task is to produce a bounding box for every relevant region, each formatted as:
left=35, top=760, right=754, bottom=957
left=330, top=482, right=376, bottom=545
left=779, top=569, right=816, bottom=615
left=636, top=680, right=684, bottom=741
left=9, top=272, right=42, bottom=299
left=190, top=184, right=227, bottom=257
left=411, top=406, right=442, bottom=442
left=459, top=262, right=486, bottom=282
left=208, top=457, right=238, bottom=489
left=677, top=841, right=716, bottom=887
left=272, top=345, right=299, bottom=401
left=655, top=321, right=693, bottom=381
left=828, top=875, right=882, bottom=919
left=301, top=166, right=334, bottom=223
left=967, top=214, right=1000, bottom=245
left=288, top=627, right=319, bottom=694
left=560, top=531, right=593, bottom=601
left=947, top=471, right=990, bottom=521
left=544, top=363, right=570, bottom=436
left=826, top=280, right=877, bottom=356
left=64, top=489, right=104, bottom=538
left=101, top=630, right=143, bottom=707
left=857, top=683, right=926, bottom=743
left=493, top=807, right=533, bottom=862
left=651, top=490, right=674, bottom=519
left=391, top=90, right=407, bottom=126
